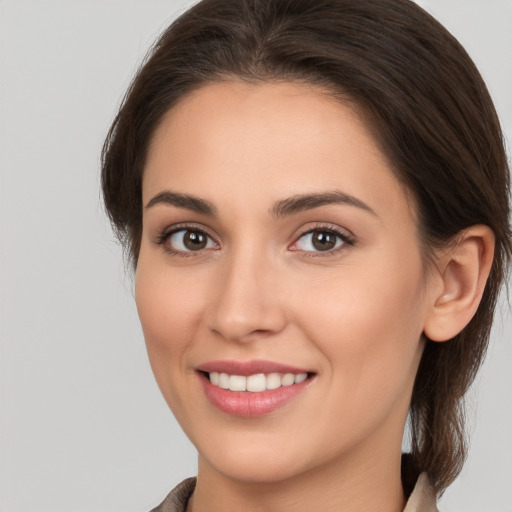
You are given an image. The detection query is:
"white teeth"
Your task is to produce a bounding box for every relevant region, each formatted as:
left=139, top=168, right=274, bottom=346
left=229, top=375, right=247, bottom=391
left=266, top=373, right=282, bottom=390
left=208, top=371, right=309, bottom=391
left=247, top=374, right=266, bottom=392
left=218, top=373, right=230, bottom=389
left=281, top=373, right=295, bottom=386
left=294, top=373, right=307, bottom=384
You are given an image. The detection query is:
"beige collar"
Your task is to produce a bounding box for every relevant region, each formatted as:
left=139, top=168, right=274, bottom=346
left=152, top=473, right=438, bottom=512
left=404, top=473, right=439, bottom=512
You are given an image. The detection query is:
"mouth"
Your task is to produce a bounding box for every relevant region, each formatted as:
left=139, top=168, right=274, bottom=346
left=203, top=371, right=309, bottom=391
left=196, top=360, right=316, bottom=417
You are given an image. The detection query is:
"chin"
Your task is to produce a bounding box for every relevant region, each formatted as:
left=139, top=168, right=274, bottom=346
left=205, top=453, right=305, bottom=484
left=195, top=431, right=314, bottom=484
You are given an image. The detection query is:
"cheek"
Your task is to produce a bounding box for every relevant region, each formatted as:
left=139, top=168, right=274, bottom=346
left=295, top=257, right=427, bottom=404
left=134, top=257, right=205, bottom=389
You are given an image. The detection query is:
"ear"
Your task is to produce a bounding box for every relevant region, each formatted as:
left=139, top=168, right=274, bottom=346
left=423, top=225, right=495, bottom=342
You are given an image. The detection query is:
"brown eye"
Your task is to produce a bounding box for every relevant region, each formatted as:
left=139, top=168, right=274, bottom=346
left=311, top=231, right=337, bottom=251
left=183, top=230, right=207, bottom=250
left=169, top=229, right=215, bottom=252
left=294, top=228, right=349, bottom=253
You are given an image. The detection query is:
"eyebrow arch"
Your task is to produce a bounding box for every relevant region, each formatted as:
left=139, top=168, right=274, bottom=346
left=271, top=190, right=377, bottom=218
left=145, top=190, right=216, bottom=216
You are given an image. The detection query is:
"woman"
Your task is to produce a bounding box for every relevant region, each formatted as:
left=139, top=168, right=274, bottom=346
left=101, top=0, right=511, bottom=510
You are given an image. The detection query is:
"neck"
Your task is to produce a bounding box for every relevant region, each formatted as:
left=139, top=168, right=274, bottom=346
left=188, top=438, right=406, bottom=512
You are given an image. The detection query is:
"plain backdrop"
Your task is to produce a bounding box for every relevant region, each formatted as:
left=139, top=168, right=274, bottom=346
left=0, top=1, right=511, bottom=511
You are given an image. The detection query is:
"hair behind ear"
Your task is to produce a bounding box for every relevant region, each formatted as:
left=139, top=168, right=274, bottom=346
left=409, top=226, right=498, bottom=494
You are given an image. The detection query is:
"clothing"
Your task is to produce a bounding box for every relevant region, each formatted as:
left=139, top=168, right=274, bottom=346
left=404, top=473, right=439, bottom=512
left=150, top=472, right=439, bottom=512
left=150, top=477, right=195, bottom=512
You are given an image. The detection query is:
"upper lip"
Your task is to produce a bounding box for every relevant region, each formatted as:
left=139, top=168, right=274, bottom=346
left=196, top=359, right=313, bottom=376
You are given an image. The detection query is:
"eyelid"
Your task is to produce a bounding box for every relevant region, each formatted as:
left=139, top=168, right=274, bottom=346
left=152, top=221, right=354, bottom=257
left=289, top=223, right=355, bottom=255
left=153, top=222, right=220, bottom=256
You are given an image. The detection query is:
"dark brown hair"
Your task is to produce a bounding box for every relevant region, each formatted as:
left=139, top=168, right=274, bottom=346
left=101, top=0, right=511, bottom=495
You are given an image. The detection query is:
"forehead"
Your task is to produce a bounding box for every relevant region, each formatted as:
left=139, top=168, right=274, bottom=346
left=143, top=80, right=413, bottom=224
left=149, top=80, right=374, bottom=161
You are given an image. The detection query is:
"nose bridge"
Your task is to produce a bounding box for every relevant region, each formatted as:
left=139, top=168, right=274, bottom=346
left=206, top=241, right=286, bottom=342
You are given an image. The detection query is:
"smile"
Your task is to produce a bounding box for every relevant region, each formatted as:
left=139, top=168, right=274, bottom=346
left=197, top=361, right=315, bottom=417
left=208, top=371, right=308, bottom=392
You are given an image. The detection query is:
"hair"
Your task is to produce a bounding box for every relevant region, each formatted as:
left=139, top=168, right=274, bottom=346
left=101, top=0, right=511, bottom=496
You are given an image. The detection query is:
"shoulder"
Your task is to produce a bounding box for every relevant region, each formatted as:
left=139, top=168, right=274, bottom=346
left=149, top=477, right=196, bottom=512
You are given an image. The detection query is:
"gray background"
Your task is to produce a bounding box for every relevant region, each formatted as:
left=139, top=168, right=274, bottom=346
left=0, top=1, right=510, bottom=510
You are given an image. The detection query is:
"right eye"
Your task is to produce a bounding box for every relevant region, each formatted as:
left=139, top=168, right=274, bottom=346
left=165, top=228, right=217, bottom=253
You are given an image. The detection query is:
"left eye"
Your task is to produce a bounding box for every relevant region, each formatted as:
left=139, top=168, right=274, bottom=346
left=168, top=229, right=216, bottom=252
left=294, top=229, right=346, bottom=252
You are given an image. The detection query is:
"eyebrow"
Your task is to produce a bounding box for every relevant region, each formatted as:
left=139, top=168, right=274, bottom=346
left=145, top=189, right=377, bottom=218
left=271, top=190, right=377, bottom=218
left=145, top=191, right=217, bottom=215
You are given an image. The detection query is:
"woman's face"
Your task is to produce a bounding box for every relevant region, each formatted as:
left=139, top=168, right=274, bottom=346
left=136, top=81, right=435, bottom=483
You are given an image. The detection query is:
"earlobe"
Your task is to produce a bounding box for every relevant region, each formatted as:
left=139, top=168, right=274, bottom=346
left=423, top=225, right=495, bottom=342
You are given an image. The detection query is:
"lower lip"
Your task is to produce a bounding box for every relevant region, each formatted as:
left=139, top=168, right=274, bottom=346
left=199, top=373, right=313, bottom=417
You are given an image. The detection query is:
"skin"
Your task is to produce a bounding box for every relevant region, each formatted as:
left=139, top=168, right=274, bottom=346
left=135, top=80, right=485, bottom=512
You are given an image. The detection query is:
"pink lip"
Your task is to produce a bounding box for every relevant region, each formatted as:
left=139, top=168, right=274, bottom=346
left=197, top=359, right=312, bottom=376
left=196, top=360, right=315, bottom=417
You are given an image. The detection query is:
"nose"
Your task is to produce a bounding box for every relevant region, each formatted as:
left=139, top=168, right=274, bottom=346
left=204, top=247, right=288, bottom=343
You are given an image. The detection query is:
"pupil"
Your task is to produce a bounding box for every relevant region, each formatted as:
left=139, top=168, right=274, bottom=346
left=184, top=231, right=206, bottom=250
left=312, top=231, right=336, bottom=251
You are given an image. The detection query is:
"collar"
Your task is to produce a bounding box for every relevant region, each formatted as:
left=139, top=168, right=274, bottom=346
left=152, top=472, right=438, bottom=512
left=404, top=473, right=439, bottom=512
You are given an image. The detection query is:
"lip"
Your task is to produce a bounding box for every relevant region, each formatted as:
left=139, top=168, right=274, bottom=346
left=197, top=359, right=313, bottom=376
left=196, top=360, right=315, bottom=417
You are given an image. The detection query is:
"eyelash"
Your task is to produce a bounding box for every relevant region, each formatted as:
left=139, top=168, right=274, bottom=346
left=291, top=224, right=355, bottom=257
left=153, top=223, right=355, bottom=258
left=154, top=224, right=218, bottom=258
